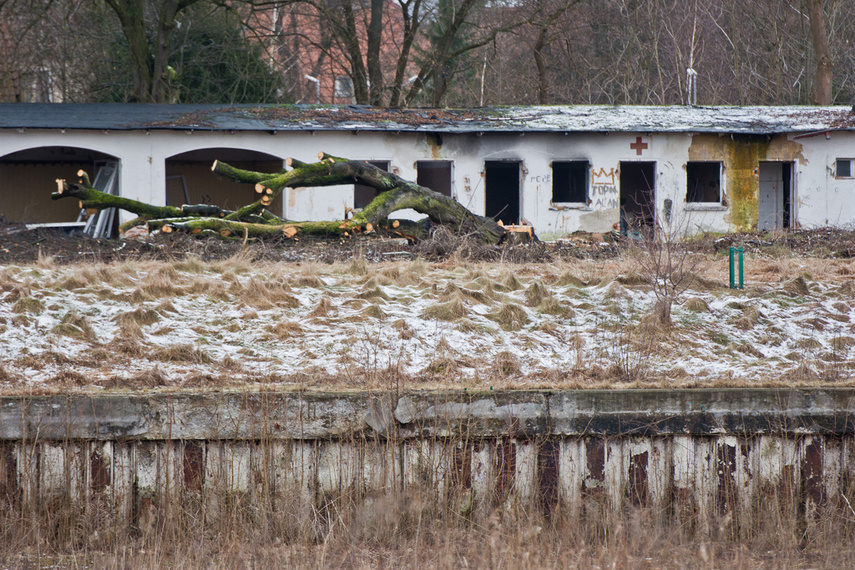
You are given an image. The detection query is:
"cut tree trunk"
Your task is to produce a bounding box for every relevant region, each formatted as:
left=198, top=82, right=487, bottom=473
left=53, top=153, right=508, bottom=244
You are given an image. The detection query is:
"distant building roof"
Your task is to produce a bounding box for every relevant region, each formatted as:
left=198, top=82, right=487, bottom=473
left=1, top=103, right=854, bottom=134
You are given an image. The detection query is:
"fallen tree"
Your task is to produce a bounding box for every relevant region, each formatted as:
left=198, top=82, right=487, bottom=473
left=53, top=153, right=507, bottom=244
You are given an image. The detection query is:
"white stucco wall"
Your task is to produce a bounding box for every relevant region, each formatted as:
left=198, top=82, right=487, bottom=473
left=792, top=131, right=855, bottom=228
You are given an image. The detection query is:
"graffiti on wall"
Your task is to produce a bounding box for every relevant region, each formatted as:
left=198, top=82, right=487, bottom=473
left=591, top=167, right=619, bottom=209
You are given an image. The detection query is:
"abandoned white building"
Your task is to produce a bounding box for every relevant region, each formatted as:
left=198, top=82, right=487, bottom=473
left=1, top=103, right=854, bottom=237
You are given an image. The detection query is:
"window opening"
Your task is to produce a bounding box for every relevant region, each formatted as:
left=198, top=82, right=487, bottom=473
left=354, top=160, right=389, bottom=209
left=836, top=159, right=854, bottom=178
left=416, top=161, right=453, bottom=197
left=686, top=162, right=721, bottom=203
left=552, top=161, right=589, bottom=203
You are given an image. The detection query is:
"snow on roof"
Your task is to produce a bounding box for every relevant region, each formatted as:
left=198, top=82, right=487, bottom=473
left=1, top=103, right=854, bottom=134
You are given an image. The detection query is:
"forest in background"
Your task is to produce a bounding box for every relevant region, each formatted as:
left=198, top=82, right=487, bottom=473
left=0, top=0, right=853, bottom=107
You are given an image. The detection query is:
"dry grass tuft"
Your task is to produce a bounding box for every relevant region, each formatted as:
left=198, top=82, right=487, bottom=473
left=12, top=296, right=44, bottom=315
left=48, top=369, right=88, bottom=386
left=524, top=282, right=551, bottom=307
left=423, top=356, right=459, bottom=378
left=492, top=350, right=521, bottom=377
left=380, top=265, right=400, bottom=281
left=347, top=257, right=369, bottom=276
left=292, top=273, right=324, bottom=288
left=35, top=248, right=55, bottom=268
left=154, top=344, right=213, bottom=364
left=492, top=302, right=529, bottom=331
left=442, top=283, right=491, bottom=304
left=357, top=285, right=390, bottom=303
left=52, top=274, right=90, bottom=291
left=133, top=266, right=185, bottom=301
left=362, top=304, right=386, bottom=319
left=537, top=297, right=573, bottom=318
left=309, top=295, right=334, bottom=318
left=555, top=271, right=586, bottom=288
left=219, top=355, right=244, bottom=372
left=500, top=272, right=524, bottom=291
left=683, top=297, right=710, bottom=312
left=266, top=320, right=304, bottom=341
left=173, top=255, right=207, bottom=274
left=52, top=311, right=97, bottom=342
left=779, top=362, right=821, bottom=383
left=0, top=272, right=33, bottom=303
left=113, top=307, right=160, bottom=327
left=603, top=281, right=629, bottom=300
left=103, top=366, right=168, bottom=389
left=781, top=275, right=811, bottom=296
left=422, top=297, right=468, bottom=321
left=156, top=300, right=179, bottom=314
left=615, top=272, right=649, bottom=286
left=0, top=363, right=21, bottom=384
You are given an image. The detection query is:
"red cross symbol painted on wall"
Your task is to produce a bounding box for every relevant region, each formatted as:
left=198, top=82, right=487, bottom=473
left=630, top=136, right=648, bottom=155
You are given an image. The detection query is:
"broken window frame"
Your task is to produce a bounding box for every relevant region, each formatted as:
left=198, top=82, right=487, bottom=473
left=835, top=158, right=854, bottom=178
left=551, top=160, right=589, bottom=205
left=685, top=161, right=723, bottom=205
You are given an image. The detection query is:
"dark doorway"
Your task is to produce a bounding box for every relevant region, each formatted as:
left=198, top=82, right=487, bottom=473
left=485, top=161, right=521, bottom=224
left=354, top=160, right=389, bottom=209
left=758, top=161, right=794, bottom=230
left=620, top=161, right=656, bottom=230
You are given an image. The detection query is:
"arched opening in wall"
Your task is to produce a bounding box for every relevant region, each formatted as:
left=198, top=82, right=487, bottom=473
left=0, top=146, right=119, bottom=225
left=166, top=148, right=285, bottom=217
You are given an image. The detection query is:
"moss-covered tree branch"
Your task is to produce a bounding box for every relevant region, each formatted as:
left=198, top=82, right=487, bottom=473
left=56, top=153, right=508, bottom=244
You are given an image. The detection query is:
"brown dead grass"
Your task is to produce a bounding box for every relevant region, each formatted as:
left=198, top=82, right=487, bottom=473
left=113, top=307, right=160, bottom=327
left=2, top=242, right=855, bottom=393
left=423, top=297, right=468, bottom=321
left=492, top=302, right=529, bottom=331
left=51, top=311, right=97, bottom=342
left=103, top=366, right=168, bottom=389
left=154, top=344, right=213, bottom=364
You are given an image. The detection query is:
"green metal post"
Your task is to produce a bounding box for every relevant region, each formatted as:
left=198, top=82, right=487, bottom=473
left=738, top=246, right=744, bottom=289
left=729, top=246, right=735, bottom=289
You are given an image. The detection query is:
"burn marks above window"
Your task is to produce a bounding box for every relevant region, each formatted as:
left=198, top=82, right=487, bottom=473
left=686, top=162, right=722, bottom=203
left=551, top=161, right=589, bottom=204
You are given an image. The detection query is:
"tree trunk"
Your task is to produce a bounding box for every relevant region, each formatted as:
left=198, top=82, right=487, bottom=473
left=54, top=154, right=507, bottom=244
left=808, top=0, right=833, bottom=105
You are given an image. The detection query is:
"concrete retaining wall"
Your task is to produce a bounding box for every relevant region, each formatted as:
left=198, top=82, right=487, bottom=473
left=1, top=389, right=853, bottom=535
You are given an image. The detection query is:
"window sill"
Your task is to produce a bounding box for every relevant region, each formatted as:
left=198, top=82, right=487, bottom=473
left=549, top=203, right=591, bottom=211
left=684, top=204, right=727, bottom=211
